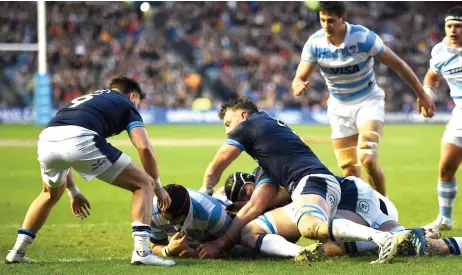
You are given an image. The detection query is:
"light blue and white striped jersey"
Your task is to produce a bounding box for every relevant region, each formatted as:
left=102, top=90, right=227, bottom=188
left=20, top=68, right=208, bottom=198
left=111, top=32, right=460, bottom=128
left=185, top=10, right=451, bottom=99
left=430, top=37, right=462, bottom=107
left=301, top=22, right=385, bottom=101
left=150, top=189, right=232, bottom=242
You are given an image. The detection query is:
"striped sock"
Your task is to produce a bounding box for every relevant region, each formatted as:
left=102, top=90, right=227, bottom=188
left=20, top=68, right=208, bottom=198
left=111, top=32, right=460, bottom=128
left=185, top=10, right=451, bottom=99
left=132, top=222, right=152, bottom=254
left=443, top=237, right=462, bottom=255
left=438, top=180, right=457, bottom=220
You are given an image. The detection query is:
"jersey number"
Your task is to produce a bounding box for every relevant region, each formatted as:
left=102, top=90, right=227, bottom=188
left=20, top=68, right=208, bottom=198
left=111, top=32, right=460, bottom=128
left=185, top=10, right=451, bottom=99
left=271, top=116, right=305, bottom=143
left=68, top=89, right=111, bottom=108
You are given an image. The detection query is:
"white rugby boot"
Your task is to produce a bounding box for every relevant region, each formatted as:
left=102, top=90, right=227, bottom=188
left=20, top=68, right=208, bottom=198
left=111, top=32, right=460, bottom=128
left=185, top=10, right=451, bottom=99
left=131, top=250, right=175, bottom=266
left=5, top=249, right=32, bottom=264
left=423, top=215, right=454, bottom=231
left=370, top=232, right=404, bottom=264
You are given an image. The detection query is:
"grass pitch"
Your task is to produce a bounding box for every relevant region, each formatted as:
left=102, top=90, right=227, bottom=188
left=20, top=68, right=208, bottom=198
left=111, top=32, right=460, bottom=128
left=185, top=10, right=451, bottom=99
left=0, top=124, right=461, bottom=275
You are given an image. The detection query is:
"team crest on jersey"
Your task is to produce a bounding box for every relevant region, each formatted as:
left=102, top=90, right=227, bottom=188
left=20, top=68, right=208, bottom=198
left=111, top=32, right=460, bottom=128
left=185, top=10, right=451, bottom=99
left=348, top=44, right=357, bottom=54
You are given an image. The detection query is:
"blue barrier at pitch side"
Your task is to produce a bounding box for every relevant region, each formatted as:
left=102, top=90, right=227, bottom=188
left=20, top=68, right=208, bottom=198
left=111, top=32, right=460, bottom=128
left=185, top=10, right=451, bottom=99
left=0, top=108, right=452, bottom=125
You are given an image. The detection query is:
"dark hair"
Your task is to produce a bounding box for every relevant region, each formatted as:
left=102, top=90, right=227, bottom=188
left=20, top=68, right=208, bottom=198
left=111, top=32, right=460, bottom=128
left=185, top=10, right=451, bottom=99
left=162, top=184, right=190, bottom=217
left=446, top=6, right=462, bottom=19
left=224, top=172, right=255, bottom=203
left=109, top=76, right=146, bottom=99
left=218, top=97, right=259, bottom=120
left=319, top=1, right=346, bottom=17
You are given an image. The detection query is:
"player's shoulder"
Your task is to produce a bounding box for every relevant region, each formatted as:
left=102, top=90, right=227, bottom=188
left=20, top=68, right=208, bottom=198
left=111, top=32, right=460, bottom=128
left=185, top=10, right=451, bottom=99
left=430, top=40, right=448, bottom=58
left=349, top=23, right=370, bottom=35
left=306, top=28, right=327, bottom=45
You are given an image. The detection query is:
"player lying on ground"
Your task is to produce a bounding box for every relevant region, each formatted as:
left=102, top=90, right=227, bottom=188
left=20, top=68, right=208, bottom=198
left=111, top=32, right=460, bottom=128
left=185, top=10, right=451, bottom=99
left=292, top=2, right=435, bottom=196
left=149, top=184, right=233, bottom=258
left=424, top=5, right=462, bottom=232
left=5, top=77, right=174, bottom=266
left=221, top=171, right=462, bottom=259
left=199, top=97, right=404, bottom=263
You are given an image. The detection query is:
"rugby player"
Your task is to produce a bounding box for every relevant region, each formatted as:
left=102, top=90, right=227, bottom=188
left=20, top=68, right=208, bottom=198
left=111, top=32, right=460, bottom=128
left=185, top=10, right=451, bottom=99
left=292, top=1, right=436, bottom=196
left=149, top=184, right=232, bottom=258
left=424, top=6, right=462, bottom=231
left=224, top=171, right=461, bottom=260
left=5, top=77, right=174, bottom=266
left=198, top=97, right=403, bottom=263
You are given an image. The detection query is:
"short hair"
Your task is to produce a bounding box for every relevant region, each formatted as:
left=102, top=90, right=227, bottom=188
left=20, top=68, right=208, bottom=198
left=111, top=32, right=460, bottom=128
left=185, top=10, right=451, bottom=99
left=109, top=76, right=146, bottom=99
left=218, top=97, right=259, bottom=120
left=446, top=6, right=462, bottom=18
left=162, top=184, right=190, bottom=217
left=319, top=1, right=346, bottom=17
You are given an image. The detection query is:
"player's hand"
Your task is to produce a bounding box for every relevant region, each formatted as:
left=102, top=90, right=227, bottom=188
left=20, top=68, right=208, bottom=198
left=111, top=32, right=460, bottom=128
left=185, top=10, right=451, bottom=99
left=196, top=241, right=223, bottom=259
left=292, top=79, right=310, bottom=96
left=167, top=232, right=188, bottom=256
left=417, top=93, right=436, bottom=118
left=199, top=186, right=214, bottom=195
left=70, top=193, right=91, bottom=219
left=155, top=187, right=171, bottom=212
left=178, top=247, right=199, bottom=258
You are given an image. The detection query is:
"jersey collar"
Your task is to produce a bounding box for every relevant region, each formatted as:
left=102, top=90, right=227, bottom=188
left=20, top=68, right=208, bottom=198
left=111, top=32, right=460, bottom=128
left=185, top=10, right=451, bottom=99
left=326, top=22, right=351, bottom=52
left=442, top=37, right=462, bottom=54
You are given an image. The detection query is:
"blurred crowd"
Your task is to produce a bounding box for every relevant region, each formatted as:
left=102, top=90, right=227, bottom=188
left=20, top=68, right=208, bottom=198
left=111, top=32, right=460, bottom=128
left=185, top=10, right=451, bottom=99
left=0, top=1, right=457, bottom=112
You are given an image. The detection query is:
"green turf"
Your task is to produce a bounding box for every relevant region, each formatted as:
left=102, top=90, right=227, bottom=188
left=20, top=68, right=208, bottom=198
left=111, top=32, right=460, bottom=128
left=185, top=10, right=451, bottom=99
left=0, top=124, right=461, bottom=274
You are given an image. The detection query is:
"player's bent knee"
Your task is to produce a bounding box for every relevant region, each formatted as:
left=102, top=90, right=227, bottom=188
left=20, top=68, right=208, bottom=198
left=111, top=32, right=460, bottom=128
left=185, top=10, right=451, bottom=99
left=439, top=161, right=458, bottom=180
left=358, top=131, right=380, bottom=168
left=298, top=217, right=328, bottom=240
left=112, top=162, right=154, bottom=192
left=359, top=154, right=377, bottom=170
left=295, top=204, right=329, bottom=239
left=334, top=146, right=359, bottom=170
left=43, top=184, right=65, bottom=203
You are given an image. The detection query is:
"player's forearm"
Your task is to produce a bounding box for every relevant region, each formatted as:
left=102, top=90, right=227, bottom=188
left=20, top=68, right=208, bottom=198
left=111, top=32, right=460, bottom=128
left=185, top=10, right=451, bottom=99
left=138, top=147, right=161, bottom=188
left=202, top=164, right=221, bottom=191
left=152, top=244, right=166, bottom=256
left=423, top=71, right=441, bottom=92
left=65, top=171, right=80, bottom=197
left=217, top=202, right=265, bottom=248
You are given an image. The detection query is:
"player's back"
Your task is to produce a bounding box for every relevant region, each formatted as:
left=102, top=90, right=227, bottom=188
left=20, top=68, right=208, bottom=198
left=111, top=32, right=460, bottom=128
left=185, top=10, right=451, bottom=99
left=47, top=89, right=142, bottom=138
left=228, top=112, right=332, bottom=193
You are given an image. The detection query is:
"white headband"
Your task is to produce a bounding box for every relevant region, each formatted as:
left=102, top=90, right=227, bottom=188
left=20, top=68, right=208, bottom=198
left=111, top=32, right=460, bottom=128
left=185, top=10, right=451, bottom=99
left=445, top=15, right=462, bottom=23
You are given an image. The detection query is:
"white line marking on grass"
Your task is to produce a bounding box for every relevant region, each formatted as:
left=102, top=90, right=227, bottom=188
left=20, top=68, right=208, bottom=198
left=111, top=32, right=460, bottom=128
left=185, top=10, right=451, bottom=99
left=0, top=222, right=131, bottom=229
left=0, top=137, right=331, bottom=147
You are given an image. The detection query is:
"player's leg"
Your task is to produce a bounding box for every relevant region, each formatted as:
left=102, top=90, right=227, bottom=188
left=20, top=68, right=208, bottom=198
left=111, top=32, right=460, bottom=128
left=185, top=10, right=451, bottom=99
left=69, top=135, right=173, bottom=266
left=355, top=90, right=386, bottom=196
left=357, top=120, right=385, bottom=196
left=425, top=138, right=462, bottom=231
left=240, top=204, right=303, bottom=258
left=293, top=175, right=401, bottom=263
left=6, top=136, right=71, bottom=264
left=98, top=160, right=174, bottom=266
left=328, top=96, right=361, bottom=178
left=332, top=135, right=361, bottom=178
left=424, top=237, right=462, bottom=256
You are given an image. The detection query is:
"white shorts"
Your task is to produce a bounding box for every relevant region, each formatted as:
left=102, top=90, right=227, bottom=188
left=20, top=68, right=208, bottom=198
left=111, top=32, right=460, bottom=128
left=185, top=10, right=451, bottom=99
left=374, top=193, right=399, bottom=227
left=442, top=107, right=462, bottom=148
left=38, top=126, right=131, bottom=188
left=328, top=86, right=385, bottom=139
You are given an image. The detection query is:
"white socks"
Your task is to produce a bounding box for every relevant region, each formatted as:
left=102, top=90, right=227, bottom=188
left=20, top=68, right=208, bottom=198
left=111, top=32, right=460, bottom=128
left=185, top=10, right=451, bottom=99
left=330, top=219, right=383, bottom=243
left=12, top=234, right=34, bottom=252
left=256, top=234, right=303, bottom=257
left=132, top=222, right=152, bottom=254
